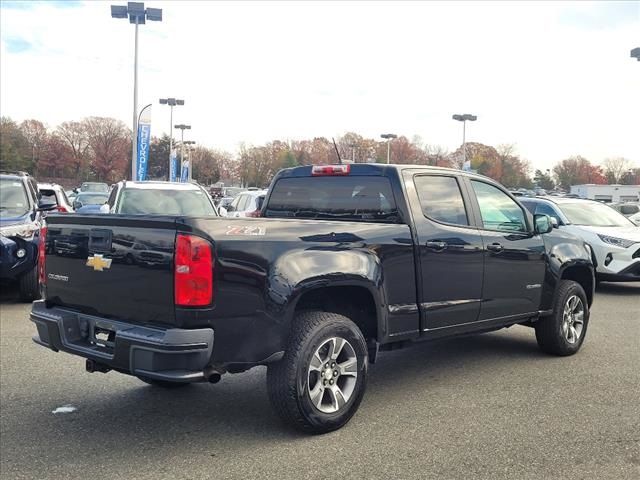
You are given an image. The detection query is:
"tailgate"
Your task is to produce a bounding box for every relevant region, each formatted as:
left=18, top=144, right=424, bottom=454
left=44, top=214, right=177, bottom=326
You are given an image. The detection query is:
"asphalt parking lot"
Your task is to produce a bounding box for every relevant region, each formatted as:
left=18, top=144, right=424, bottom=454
left=1, top=283, right=638, bottom=480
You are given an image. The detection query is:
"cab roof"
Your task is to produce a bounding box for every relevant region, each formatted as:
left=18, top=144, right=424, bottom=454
left=279, top=162, right=495, bottom=182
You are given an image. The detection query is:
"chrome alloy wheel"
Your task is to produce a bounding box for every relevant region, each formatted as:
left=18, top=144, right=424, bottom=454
left=307, top=337, right=358, bottom=414
left=562, top=295, right=585, bottom=344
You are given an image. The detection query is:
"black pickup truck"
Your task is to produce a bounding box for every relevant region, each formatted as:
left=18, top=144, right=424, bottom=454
left=32, top=164, right=595, bottom=433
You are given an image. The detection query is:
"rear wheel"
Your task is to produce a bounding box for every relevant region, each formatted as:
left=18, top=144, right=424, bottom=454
left=535, top=280, right=589, bottom=356
left=18, top=265, right=39, bottom=302
left=137, top=377, right=192, bottom=389
left=267, top=311, right=368, bottom=434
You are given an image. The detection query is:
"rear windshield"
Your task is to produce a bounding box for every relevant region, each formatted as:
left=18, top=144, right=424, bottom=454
left=76, top=193, right=109, bottom=206
left=81, top=182, right=109, bottom=193
left=116, top=188, right=217, bottom=216
left=264, top=176, right=399, bottom=223
left=39, top=189, right=58, bottom=206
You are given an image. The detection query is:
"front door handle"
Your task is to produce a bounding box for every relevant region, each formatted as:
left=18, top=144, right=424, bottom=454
left=426, top=241, right=448, bottom=251
left=487, top=243, right=504, bottom=253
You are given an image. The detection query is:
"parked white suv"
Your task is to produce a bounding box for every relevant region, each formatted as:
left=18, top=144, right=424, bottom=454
left=225, top=189, right=267, bottom=218
left=521, top=197, right=640, bottom=283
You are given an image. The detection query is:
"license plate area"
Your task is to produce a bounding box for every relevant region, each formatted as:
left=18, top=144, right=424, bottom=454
left=89, top=321, right=116, bottom=351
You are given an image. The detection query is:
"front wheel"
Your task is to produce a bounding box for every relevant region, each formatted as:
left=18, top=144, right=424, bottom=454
left=535, top=280, right=589, bottom=356
left=267, top=311, right=368, bottom=434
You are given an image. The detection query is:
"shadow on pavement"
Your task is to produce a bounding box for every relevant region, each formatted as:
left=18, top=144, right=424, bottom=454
left=8, top=328, right=547, bottom=452
left=596, top=282, right=640, bottom=296
left=0, top=284, right=21, bottom=304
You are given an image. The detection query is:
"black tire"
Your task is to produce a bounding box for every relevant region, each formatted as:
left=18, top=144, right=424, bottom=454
left=267, top=311, right=368, bottom=434
left=18, top=265, right=40, bottom=303
left=535, top=280, right=589, bottom=356
left=137, top=377, right=192, bottom=389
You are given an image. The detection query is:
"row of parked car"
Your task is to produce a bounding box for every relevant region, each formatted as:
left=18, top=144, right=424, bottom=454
left=0, top=172, right=220, bottom=300
left=40, top=180, right=269, bottom=218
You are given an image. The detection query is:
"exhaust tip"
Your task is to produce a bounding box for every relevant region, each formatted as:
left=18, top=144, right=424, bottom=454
left=207, top=373, right=221, bottom=384
left=86, top=359, right=110, bottom=374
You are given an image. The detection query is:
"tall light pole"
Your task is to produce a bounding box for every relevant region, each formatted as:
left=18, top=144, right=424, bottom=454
left=174, top=124, right=191, bottom=178
left=184, top=140, right=196, bottom=181
left=111, top=2, right=163, bottom=180
left=452, top=114, right=477, bottom=170
left=348, top=143, right=357, bottom=163
left=159, top=98, right=184, bottom=176
left=380, top=133, right=397, bottom=164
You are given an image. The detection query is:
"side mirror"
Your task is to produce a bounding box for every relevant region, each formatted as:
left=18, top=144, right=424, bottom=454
left=226, top=205, right=235, bottom=212
left=37, top=201, right=57, bottom=212
left=534, top=214, right=553, bottom=234
left=74, top=201, right=83, bottom=210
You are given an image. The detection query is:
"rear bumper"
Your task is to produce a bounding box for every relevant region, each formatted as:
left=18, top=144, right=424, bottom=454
left=30, top=301, right=214, bottom=383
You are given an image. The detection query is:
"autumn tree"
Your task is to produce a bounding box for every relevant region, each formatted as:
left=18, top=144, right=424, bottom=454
left=424, top=144, right=451, bottom=167
left=56, top=121, right=90, bottom=179
left=335, top=133, right=379, bottom=164
left=191, top=146, right=233, bottom=185
left=448, top=142, right=531, bottom=187
left=83, top=117, right=130, bottom=182
left=38, top=134, right=73, bottom=177
left=19, top=119, right=48, bottom=174
left=602, top=157, right=633, bottom=184
left=553, top=156, right=606, bottom=189
left=0, top=117, right=30, bottom=172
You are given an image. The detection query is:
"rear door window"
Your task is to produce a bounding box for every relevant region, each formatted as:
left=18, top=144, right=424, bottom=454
left=265, top=176, right=399, bottom=222
left=413, top=175, right=468, bottom=226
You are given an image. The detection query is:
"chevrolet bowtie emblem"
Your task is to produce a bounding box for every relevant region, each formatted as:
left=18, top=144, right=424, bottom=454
left=86, top=254, right=112, bottom=272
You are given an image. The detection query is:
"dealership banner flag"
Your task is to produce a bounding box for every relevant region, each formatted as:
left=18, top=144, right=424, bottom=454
left=136, top=107, right=152, bottom=181
left=180, top=160, right=189, bottom=183
left=169, top=149, right=178, bottom=182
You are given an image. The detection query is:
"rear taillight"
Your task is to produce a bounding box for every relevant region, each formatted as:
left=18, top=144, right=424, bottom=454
left=38, top=226, right=47, bottom=285
left=57, top=205, right=69, bottom=213
left=246, top=209, right=261, bottom=218
left=174, top=234, right=213, bottom=307
left=311, top=164, right=351, bottom=176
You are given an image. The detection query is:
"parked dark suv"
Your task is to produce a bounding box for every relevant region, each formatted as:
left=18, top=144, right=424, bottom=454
left=0, top=171, right=53, bottom=301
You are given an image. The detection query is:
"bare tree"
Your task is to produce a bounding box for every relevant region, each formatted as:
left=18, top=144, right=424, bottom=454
left=19, top=119, right=48, bottom=174
left=602, top=157, right=633, bottom=184
left=424, top=144, right=450, bottom=167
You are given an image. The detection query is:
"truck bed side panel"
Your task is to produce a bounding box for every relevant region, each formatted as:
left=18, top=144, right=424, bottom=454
left=184, top=217, right=419, bottom=363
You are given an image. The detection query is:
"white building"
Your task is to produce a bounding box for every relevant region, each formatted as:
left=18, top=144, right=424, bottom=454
left=570, top=184, right=640, bottom=203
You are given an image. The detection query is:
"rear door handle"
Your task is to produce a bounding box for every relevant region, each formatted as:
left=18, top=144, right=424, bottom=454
left=426, top=241, right=447, bottom=251
left=487, top=243, right=503, bottom=253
